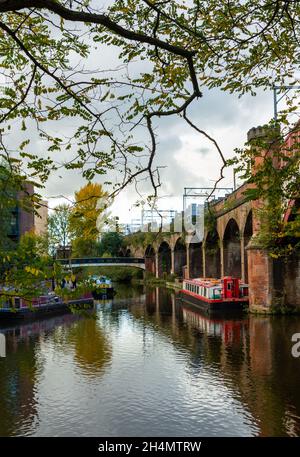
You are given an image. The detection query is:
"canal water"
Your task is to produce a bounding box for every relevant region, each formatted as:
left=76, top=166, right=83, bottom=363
left=0, top=284, right=300, bottom=437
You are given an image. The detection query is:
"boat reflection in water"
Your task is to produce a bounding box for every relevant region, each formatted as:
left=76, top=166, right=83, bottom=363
left=182, top=304, right=248, bottom=346
left=0, top=312, right=83, bottom=341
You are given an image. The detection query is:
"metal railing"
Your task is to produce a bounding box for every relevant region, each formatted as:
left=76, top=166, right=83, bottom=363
left=58, top=257, right=145, bottom=266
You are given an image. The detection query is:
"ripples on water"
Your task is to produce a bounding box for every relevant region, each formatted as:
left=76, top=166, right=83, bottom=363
left=0, top=285, right=300, bottom=437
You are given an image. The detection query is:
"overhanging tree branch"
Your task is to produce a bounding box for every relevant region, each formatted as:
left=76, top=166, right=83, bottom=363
left=0, top=0, right=195, bottom=57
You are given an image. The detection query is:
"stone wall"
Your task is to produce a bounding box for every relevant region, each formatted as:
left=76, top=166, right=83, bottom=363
left=284, top=256, right=300, bottom=308
left=273, top=255, right=300, bottom=310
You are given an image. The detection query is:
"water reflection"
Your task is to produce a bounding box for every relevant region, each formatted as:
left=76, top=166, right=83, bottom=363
left=0, top=284, right=300, bottom=436
left=67, top=318, right=112, bottom=378
left=0, top=314, right=82, bottom=436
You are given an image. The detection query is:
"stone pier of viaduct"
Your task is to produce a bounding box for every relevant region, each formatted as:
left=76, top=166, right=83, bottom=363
left=123, top=126, right=300, bottom=313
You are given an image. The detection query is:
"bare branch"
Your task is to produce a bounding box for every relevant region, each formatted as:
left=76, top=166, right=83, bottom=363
left=183, top=109, right=227, bottom=200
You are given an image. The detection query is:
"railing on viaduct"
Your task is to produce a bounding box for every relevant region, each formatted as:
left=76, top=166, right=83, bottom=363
left=58, top=257, right=145, bottom=270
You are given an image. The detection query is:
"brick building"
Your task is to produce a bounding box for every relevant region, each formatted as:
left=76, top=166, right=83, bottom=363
left=4, top=183, right=48, bottom=243
left=7, top=182, right=35, bottom=243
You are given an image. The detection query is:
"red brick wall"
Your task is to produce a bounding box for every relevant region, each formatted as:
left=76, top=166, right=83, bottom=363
left=248, top=248, right=300, bottom=311
left=247, top=248, right=274, bottom=311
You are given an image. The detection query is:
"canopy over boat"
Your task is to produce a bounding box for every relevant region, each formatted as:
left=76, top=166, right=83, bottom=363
left=89, top=275, right=112, bottom=286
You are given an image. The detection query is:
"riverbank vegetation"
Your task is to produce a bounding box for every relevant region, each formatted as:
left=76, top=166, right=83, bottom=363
left=0, top=231, right=62, bottom=303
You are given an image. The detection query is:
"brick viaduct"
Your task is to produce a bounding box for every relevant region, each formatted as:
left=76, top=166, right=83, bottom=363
left=123, top=126, right=300, bottom=313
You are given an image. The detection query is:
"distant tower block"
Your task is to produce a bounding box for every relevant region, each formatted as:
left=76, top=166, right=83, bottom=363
left=34, top=200, right=48, bottom=235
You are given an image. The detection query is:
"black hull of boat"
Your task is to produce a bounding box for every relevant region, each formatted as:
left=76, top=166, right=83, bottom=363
left=0, top=298, right=94, bottom=320
left=92, top=288, right=114, bottom=300
left=178, top=291, right=248, bottom=314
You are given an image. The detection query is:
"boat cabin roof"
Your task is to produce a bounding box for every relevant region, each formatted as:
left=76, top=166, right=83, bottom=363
left=184, top=278, right=248, bottom=288
left=185, top=278, right=222, bottom=288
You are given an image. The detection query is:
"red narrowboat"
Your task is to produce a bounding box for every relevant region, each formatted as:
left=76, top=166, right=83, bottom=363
left=178, top=276, right=249, bottom=313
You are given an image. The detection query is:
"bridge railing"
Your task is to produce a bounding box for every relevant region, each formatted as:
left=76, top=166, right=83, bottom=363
left=58, top=257, right=145, bottom=266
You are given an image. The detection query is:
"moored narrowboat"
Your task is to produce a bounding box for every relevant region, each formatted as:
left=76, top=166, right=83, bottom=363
left=0, top=292, right=94, bottom=320
left=178, top=276, right=249, bottom=312
left=89, top=276, right=114, bottom=299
